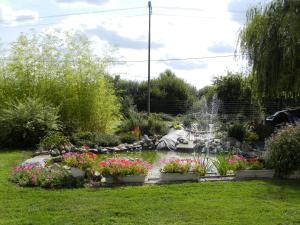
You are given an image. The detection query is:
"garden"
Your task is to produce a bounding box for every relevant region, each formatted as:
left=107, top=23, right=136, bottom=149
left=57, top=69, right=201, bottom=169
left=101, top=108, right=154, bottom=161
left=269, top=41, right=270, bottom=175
left=1, top=0, right=300, bottom=223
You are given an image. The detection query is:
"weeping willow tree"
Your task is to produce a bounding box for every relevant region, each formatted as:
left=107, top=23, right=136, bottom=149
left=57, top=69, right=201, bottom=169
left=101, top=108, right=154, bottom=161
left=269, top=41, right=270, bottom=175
left=240, top=0, right=300, bottom=111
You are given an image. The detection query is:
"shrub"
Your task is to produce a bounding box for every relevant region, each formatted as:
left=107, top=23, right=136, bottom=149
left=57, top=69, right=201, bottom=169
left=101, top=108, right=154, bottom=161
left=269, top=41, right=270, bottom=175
left=227, top=123, right=246, bottom=142
left=96, top=158, right=152, bottom=177
left=70, top=132, right=121, bottom=147
left=119, top=112, right=168, bottom=136
left=120, top=132, right=138, bottom=144
left=266, top=125, right=300, bottom=175
left=0, top=98, right=61, bottom=148
left=11, top=164, right=80, bottom=188
left=38, top=133, right=70, bottom=151
left=245, top=131, right=259, bottom=142
left=248, top=121, right=274, bottom=141
left=140, top=114, right=168, bottom=136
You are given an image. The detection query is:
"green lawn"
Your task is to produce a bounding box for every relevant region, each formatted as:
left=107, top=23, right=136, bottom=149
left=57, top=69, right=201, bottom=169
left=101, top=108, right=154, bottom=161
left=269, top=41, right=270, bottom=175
left=1, top=151, right=300, bottom=225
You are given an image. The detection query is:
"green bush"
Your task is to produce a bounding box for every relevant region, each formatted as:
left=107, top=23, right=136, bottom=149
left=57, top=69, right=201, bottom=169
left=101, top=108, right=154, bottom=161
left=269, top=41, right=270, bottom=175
left=248, top=122, right=274, bottom=141
left=140, top=114, right=168, bottom=136
left=120, top=132, right=138, bottom=144
left=227, top=123, right=246, bottom=142
left=0, top=98, right=61, bottom=148
left=266, top=125, right=300, bottom=175
left=38, top=133, right=70, bottom=151
left=245, top=131, right=259, bottom=142
left=70, top=132, right=121, bottom=147
left=118, top=111, right=168, bottom=136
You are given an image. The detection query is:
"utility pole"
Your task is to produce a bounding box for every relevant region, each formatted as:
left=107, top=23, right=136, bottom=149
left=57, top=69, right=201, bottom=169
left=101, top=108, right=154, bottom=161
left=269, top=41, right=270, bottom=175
left=147, top=1, right=152, bottom=115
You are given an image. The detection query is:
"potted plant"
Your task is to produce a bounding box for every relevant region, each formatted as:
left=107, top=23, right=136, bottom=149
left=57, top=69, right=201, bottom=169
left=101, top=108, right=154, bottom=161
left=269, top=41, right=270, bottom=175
left=96, top=158, right=152, bottom=184
left=63, top=152, right=97, bottom=178
left=234, top=157, right=275, bottom=179
left=160, top=158, right=208, bottom=182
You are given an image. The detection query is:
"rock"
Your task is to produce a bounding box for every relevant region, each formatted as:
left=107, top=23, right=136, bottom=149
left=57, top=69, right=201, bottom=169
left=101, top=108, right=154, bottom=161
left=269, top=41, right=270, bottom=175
left=22, top=155, right=51, bottom=167
left=89, top=148, right=99, bottom=154
left=50, top=149, right=60, bottom=157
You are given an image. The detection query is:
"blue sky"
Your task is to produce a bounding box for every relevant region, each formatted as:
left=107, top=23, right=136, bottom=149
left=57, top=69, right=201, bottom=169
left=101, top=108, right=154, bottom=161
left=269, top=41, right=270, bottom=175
left=0, top=0, right=266, bottom=88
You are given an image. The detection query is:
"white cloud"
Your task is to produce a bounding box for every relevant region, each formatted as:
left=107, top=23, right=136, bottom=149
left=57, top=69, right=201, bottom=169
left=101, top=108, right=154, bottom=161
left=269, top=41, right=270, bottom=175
left=0, top=4, right=39, bottom=26
left=20, top=0, right=249, bottom=88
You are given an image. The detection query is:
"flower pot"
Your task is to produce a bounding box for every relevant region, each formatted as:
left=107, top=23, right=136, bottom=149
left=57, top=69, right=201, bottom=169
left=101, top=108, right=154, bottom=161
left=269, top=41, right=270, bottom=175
left=70, top=167, right=85, bottom=178
left=105, top=175, right=146, bottom=184
left=236, top=169, right=275, bottom=179
left=160, top=173, right=199, bottom=182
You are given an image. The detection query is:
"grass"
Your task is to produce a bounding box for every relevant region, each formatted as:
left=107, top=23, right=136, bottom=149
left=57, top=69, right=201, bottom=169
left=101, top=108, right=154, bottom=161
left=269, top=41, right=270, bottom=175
left=1, top=150, right=300, bottom=225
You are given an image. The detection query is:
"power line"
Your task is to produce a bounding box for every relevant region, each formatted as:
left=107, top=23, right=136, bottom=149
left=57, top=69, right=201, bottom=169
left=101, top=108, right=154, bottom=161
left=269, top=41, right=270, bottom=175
left=155, top=6, right=246, bottom=14
left=0, top=13, right=147, bottom=30
left=0, top=6, right=146, bottom=24
left=0, top=54, right=241, bottom=63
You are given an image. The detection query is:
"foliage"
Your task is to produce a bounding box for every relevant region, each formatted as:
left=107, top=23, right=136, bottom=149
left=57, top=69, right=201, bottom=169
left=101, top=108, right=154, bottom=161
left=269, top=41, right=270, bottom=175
left=120, top=132, right=139, bottom=144
left=245, top=131, right=259, bottom=142
left=160, top=158, right=191, bottom=174
left=266, top=125, right=300, bottom=175
left=228, top=155, right=248, bottom=171
left=118, top=111, right=168, bottom=136
left=248, top=159, right=264, bottom=170
left=240, top=0, right=300, bottom=108
left=70, top=131, right=121, bottom=147
left=227, top=123, right=246, bottom=142
left=0, top=97, right=60, bottom=148
left=247, top=121, right=274, bottom=141
left=11, top=164, right=79, bottom=188
left=160, top=157, right=207, bottom=175
left=0, top=32, right=120, bottom=133
left=38, top=133, right=70, bottom=151
left=63, top=152, right=97, bottom=170
left=213, top=73, right=255, bottom=118
left=96, top=158, right=152, bottom=177
left=140, top=113, right=169, bottom=136
left=113, top=70, right=199, bottom=115
left=213, top=155, right=230, bottom=176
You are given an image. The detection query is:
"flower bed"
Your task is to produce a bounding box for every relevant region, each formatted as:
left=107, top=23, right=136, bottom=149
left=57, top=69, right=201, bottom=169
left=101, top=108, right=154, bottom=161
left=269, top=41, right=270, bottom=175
left=11, top=163, right=81, bottom=188
left=96, top=158, right=152, bottom=184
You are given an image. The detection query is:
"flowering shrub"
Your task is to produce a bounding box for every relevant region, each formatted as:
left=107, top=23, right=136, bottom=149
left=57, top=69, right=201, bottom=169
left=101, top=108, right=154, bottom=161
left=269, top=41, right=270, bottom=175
left=63, top=152, right=97, bottom=170
left=11, top=164, right=79, bottom=188
left=97, top=158, right=152, bottom=177
left=37, top=167, right=79, bottom=188
left=228, top=155, right=248, bottom=171
left=11, top=164, right=42, bottom=186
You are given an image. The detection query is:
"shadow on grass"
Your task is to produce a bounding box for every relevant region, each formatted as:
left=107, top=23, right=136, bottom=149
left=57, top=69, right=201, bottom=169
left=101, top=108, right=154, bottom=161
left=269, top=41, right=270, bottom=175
left=250, top=179, right=300, bottom=201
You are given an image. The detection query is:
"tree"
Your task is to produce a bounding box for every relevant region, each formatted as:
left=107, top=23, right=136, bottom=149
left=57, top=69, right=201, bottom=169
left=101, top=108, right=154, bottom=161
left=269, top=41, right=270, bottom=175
left=213, top=73, right=257, bottom=119
left=240, top=0, right=300, bottom=110
left=113, top=70, right=199, bottom=115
